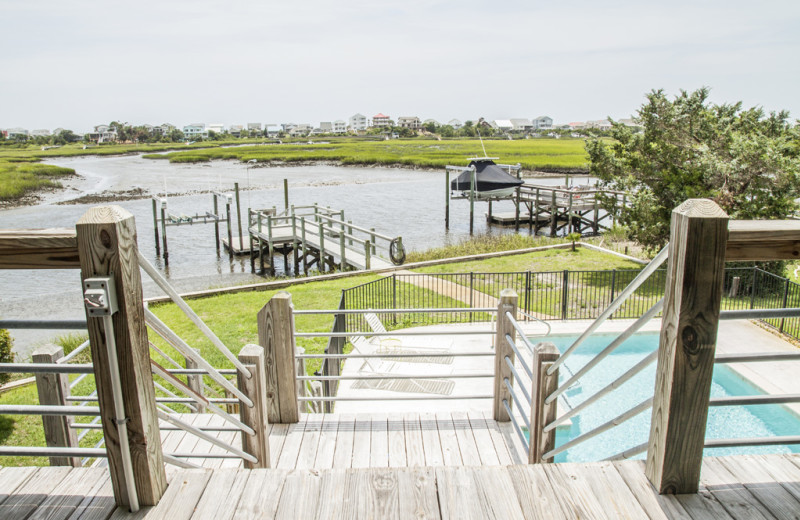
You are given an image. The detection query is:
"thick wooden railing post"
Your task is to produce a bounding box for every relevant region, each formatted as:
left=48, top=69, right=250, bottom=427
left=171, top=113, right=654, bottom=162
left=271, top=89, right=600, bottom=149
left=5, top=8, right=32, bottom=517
left=528, top=342, right=559, bottom=463
left=236, top=344, right=270, bottom=469
left=257, top=291, right=299, bottom=423
left=76, top=206, right=166, bottom=507
left=33, top=344, right=80, bottom=467
left=645, top=199, right=729, bottom=494
left=493, top=289, right=518, bottom=421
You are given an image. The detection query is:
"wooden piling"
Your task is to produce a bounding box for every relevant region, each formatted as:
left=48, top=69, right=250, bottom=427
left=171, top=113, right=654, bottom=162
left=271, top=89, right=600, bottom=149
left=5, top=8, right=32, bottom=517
left=235, top=182, right=243, bottom=250
left=237, top=344, right=270, bottom=468
left=645, top=199, right=729, bottom=494
left=469, top=166, right=476, bottom=235
left=160, top=201, right=169, bottom=266
left=33, top=344, right=80, bottom=467
left=529, top=342, right=559, bottom=463
left=493, top=289, right=518, bottom=422
left=226, top=196, right=233, bottom=260
left=257, top=292, right=299, bottom=423
left=151, top=199, right=160, bottom=256
left=213, top=194, right=220, bottom=252
left=445, top=169, right=450, bottom=230
left=76, top=206, right=167, bottom=507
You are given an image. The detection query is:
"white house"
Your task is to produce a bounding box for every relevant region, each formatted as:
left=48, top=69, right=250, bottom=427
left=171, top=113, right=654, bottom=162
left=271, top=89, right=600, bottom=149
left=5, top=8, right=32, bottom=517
left=349, top=113, right=367, bottom=132
left=447, top=119, right=463, bottom=130
left=491, top=120, right=513, bottom=132
left=247, top=123, right=262, bottom=132
left=333, top=120, right=347, bottom=133
left=288, top=124, right=312, bottom=137
left=5, top=128, right=29, bottom=139
left=397, top=116, right=421, bottom=130
left=206, top=123, right=225, bottom=134
left=229, top=125, right=244, bottom=137
left=510, top=119, right=533, bottom=132
left=183, top=123, right=207, bottom=140
left=319, top=122, right=333, bottom=132
left=532, top=116, right=553, bottom=130
left=372, top=113, right=392, bottom=128
left=585, top=120, right=612, bottom=131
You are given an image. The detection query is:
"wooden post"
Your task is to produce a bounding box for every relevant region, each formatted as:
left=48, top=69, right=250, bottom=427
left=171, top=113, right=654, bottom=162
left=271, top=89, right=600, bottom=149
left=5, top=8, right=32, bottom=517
left=339, top=232, right=346, bottom=271
left=318, top=221, right=325, bottom=272
left=213, top=194, right=220, bottom=252
left=364, top=241, right=371, bottom=270
left=257, top=292, right=300, bottom=423
left=301, top=216, right=308, bottom=273
left=283, top=178, right=289, bottom=213
left=645, top=199, right=729, bottom=494
left=550, top=191, right=557, bottom=237
left=469, top=166, right=476, bottom=235
left=160, top=201, right=168, bottom=266
left=76, top=206, right=167, bottom=507
left=445, top=169, right=450, bottom=230
left=235, top=182, right=243, bottom=252
left=267, top=214, right=274, bottom=276
left=347, top=220, right=353, bottom=246
left=185, top=349, right=205, bottom=413
left=296, top=347, right=306, bottom=412
left=515, top=186, right=521, bottom=232
left=236, top=344, right=270, bottom=469
left=226, top=196, right=233, bottom=259
left=493, top=289, right=518, bottom=421
left=292, top=214, right=299, bottom=274
left=528, top=342, right=559, bottom=463
left=151, top=199, right=160, bottom=256
left=33, top=344, right=80, bottom=467
left=370, top=228, right=377, bottom=254
left=488, top=200, right=493, bottom=222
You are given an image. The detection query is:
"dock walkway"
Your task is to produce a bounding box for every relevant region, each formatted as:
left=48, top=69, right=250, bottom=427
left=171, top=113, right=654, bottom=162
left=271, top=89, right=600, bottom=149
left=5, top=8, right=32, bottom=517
left=4, top=453, right=800, bottom=519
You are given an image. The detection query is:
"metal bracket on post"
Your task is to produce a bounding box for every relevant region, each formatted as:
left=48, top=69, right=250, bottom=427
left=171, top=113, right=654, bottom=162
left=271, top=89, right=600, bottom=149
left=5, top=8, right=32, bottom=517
left=83, top=276, right=140, bottom=513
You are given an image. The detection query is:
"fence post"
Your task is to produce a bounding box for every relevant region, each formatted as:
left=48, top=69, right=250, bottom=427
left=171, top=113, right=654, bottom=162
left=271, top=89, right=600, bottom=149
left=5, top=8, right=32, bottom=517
left=185, top=349, right=205, bottom=413
left=236, top=344, right=270, bottom=469
left=750, top=266, right=758, bottom=309
left=645, top=199, right=728, bottom=494
left=524, top=271, right=532, bottom=319
left=76, top=206, right=166, bottom=507
left=469, top=272, right=474, bottom=323
left=780, top=278, right=790, bottom=333
left=493, top=289, right=518, bottom=421
left=257, top=291, right=300, bottom=423
left=561, top=270, right=569, bottom=320
left=529, top=342, right=559, bottom=463
left=33, top=344, right=80, bottom=467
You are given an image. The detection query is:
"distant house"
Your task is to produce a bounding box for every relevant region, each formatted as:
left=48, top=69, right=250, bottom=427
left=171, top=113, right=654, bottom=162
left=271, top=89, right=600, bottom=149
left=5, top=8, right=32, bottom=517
left=565, top=122, right=586, bottom=130
left=618, top=118, right=643, bottom=130
left=207, top=123, right=225, bottom=134
left=510, top=118, right=533, bottom=132
left=288, top=124, right=312, bottom=137
left=397, top=116, right=421, bottom=130
left=532, top=116, right=553, bottom=130
left=423, top=119, right=439, bottom=127
left=372, top=113, right=392, bottom=128
left=229, top=125, right=244, bottom=137
left=319, top=122, right=333, bottom=133
left=92, top=124, right=117, bottom=143
left=183, top=123, right=207, bottom=140
left=585, top=120, right=612, bottom=131
left=447, top=119, right=463, bottom=130
left=30, top=129, right=51, bottom=137
left=265, top=124, right=280, bottom=136
left=281, top=123, right=297, bottom=132
left=333, top=120, right=347, bottom=133
left=349, top=113, right=367, bottom=132
left=5, top=128, right=29, bottom=139
left=491, top=120, right=513, bottom=132
left=157, top=123, right=176, bottom=135
left=247, top=123, right=262, bottom=132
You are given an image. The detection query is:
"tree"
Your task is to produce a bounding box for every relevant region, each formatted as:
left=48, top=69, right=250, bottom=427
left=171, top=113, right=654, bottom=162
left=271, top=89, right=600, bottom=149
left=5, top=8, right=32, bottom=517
left=0, top=328, right=13, bottom=385
left=587, top=87, right=800, bottom=251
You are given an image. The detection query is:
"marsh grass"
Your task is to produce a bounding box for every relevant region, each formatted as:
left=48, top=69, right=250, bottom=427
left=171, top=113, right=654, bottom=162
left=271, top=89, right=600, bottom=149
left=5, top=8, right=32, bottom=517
left=0, top=161, right=75, bottom=200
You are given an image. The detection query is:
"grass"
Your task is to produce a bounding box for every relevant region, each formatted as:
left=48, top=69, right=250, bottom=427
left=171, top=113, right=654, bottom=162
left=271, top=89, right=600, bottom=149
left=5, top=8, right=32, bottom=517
left=0, top=161, right=75, bottom=200
left=407, top=234, right=565, bottom=263
left=144, top=138, right=591, bottom=172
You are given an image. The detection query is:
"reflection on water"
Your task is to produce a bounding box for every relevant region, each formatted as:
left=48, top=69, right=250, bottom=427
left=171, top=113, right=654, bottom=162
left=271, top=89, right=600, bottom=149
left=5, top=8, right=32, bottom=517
left=0, top=154, right=592, bottom=357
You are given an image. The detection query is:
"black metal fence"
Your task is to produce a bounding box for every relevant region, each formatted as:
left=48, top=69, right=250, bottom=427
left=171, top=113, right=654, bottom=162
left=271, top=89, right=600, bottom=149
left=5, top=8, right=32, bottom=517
left=341, top=267, right=800, bottom=342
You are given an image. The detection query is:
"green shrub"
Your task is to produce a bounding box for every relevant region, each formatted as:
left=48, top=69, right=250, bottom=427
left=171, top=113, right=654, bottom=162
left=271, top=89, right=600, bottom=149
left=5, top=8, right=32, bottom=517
left=0, top=329, right=14, bottom=385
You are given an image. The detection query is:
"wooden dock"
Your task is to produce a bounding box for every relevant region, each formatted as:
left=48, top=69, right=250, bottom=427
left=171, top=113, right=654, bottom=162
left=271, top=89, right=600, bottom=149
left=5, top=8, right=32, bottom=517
left=5, top=450, right=800, bottom=518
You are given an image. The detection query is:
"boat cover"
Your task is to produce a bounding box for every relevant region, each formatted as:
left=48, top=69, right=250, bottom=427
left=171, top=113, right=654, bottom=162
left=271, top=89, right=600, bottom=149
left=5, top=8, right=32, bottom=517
left=450, top=159, right=523, bottom=192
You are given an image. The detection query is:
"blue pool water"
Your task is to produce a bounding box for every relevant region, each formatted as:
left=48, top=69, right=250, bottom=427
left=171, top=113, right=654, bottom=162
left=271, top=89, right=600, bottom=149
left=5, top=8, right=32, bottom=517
left=542, top=332, right=800, bottom=463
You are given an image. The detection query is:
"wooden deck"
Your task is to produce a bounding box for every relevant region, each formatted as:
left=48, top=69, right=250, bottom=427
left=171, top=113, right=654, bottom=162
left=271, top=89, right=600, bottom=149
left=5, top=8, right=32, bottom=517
left=4, top=453, right=800, bottom=518
left=155, top=411, right=525, bottom=470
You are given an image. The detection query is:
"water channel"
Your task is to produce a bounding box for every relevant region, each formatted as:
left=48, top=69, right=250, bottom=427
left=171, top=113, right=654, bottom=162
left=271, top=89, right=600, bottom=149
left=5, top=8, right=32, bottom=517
left=0, top=153, right=592, bottom=357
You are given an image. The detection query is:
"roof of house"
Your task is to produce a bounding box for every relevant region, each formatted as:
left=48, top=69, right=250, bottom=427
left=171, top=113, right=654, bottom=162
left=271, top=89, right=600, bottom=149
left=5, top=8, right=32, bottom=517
left=373, top=113, right=389, bottom=119
left=534, top=115, right=552, bottom=120
left=493, top=119, right=513, bottom=128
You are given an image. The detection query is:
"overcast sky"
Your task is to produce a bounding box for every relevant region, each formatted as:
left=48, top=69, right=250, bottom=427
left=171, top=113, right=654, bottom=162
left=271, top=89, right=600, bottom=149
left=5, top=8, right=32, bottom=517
left=2, top=1, right=799, bottom=133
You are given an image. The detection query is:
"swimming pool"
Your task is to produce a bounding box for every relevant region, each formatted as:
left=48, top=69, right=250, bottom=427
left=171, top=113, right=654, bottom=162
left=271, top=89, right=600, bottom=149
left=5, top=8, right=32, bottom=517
left=540, top=332, right=800, bottom=463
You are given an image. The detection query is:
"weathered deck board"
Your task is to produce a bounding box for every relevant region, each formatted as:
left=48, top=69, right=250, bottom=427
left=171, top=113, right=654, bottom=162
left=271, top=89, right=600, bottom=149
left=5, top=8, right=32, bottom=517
left=403, top=412, right=426, bottom=468
left=388, top=415, right=407, bottom=468
left=331, top=414, right=355, bottom=469
left=8, top=455, right=800, bottom=519
left=420, top=412, right=444, bottom=467
left=369, top=413, right=389, bottom=468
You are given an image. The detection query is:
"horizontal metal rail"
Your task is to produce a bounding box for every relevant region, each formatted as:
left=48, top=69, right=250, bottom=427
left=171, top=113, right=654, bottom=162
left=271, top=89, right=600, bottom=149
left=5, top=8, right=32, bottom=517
left=505, top=333, right=533, bottom=380
left=604, top=442, right=648, bottom=461
left=719, top=308, right=800, bottom=320
left=157, top=410, right=256, bottom=463
left=504, top=358, right=531, bottom=405
left=0, top=405, right=100, bottom=416
left=164, top=454, right=201, bottom=469
left=549, top=244, right=668, bottom=375
left=68, top=396, right=241, bottom=405
left=0, top=320, right=87, bottom=330
left=167, top=452, right=245, bottom=459
left=297, top=330, right=495, bottom=338
left=544, top=350, right=658, bottom=433
left=516, top=310, right=552, bottom=336
left=503, top=399, right=530, bottom=453
left=715, top=352, right=800, bottom=363
left=0, top=363, right=93, bottom=374
left=705, top=436, right=800, bottom=448
left=297, top=352, right=493, bottom=360
left=504, top=378, right=531, bottom=430
left=542, top=398, right=653, bottom=461
left=71, top=422, right=244, bottom=432
left=546, top=299, right=663, bottom=405
left=709, top=394, right=800, bottom=406
left=293, top=307, right=497, bottom=315
left=0, top=447, right=107, bottom=458
left=59, top=340, right=91, bottom=363
left=155, top=382, right=198, bottom=413
left=296, top=373, right=492, bottom=381
left=297, top=395, right=492, bottom=402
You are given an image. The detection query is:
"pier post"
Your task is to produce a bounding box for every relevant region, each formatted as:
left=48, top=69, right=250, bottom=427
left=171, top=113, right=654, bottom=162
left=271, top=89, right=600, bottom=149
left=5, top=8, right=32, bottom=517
left=364, top=241, right=371, bottom=270
left=267, top=214, right=274, bottom=276
left=370, top=228, right=376, bottom=254
left=235, top=182, right=243, bottom=251
left=292, top=214, right=299, bottom=275
left=257, top=292, right=300, bottom=423
left=550, top=191, right=557, bottom=237
left=226, top=195, right=233, bottom=259
left=76, top=206, right=167, bottom=507
left=529, top=342, right=559, bottom=463
left=445, top=169, right=450, bottom=230
left=534, top=188, right=540, bottom=233
left=515, top=186, right=521, bottom=232
left=159, top=200, right=169, bottom=266
left=469, top=166, right=476, bottom=235
left=283, top=178, right=289, bottom=212
left=318, top=221, right=325, bottom=272
left=488, top=201, right=492, bottom=222
left=347, top=220, right=353, bottom=246
left=593, top=198, right=599, bottom=235
left=151, top=199, right=160, bottom=256
left=339, top=232, right=346, bottom=271
left=493, top=289, right=518, bottom=422
left=567, top=194, right=573, bottom=234
left=645, top=199, right=728, bottom=494
left=258, top=212, right=265, bottom=273
left=213, top=194, right=220, bottom=253
left=237, top=344, right=270, bottom=468
left=33, top=344, right=80, bottom=467
left=301, top=217, right=308, bottom=273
